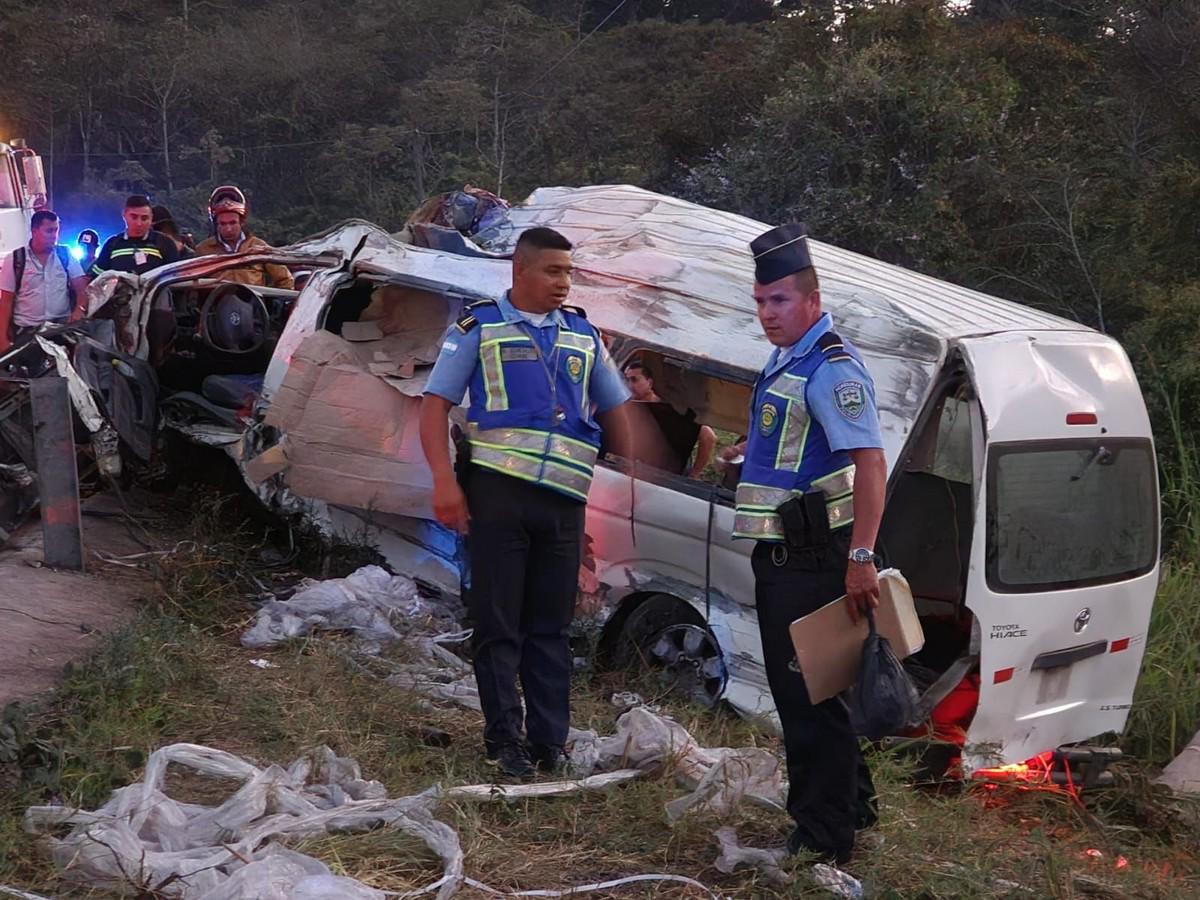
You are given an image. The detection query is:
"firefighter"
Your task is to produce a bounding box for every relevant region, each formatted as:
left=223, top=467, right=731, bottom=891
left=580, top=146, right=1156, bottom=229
left=195, top=185, right=294, bottom=289
left=725, top=223, right=886, bottom=864
left=419, top=226, right=632, bottom=779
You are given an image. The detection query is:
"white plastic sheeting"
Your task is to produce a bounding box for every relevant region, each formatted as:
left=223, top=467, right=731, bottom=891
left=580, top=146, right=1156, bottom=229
left=569, top=706, right=785, bottom=822
left=25, top=743, right=462, bottom=900
left=241, top=565, right=460, bottom=651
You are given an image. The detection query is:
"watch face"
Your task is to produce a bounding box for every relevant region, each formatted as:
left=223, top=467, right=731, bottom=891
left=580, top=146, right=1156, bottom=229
left=850, top=548, right=874, bottom=564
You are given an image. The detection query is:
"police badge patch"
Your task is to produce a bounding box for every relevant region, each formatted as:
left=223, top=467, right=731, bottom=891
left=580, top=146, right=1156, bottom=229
left=759, top=401, right=780, bottom=437
left=834, top=381, right=866, bottom=420
left=566, top=355, right=585, bottom=384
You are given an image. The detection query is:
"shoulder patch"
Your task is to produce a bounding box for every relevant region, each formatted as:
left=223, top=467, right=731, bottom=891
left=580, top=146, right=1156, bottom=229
left=561, top=304, right=588, bottom=319
left=466, top=298, right=497, bottom=310
left=833, top=380, right=867, bottom=421
left=454, top=313, right=479, bottom=333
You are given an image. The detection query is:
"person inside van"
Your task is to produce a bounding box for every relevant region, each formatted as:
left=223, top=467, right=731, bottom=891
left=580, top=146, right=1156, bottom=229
left=622, top=358, right=716, bottom=478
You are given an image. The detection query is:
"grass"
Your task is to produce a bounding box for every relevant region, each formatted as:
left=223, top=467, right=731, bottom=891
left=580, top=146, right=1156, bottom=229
left=0, top=483, right=1198, bottom=898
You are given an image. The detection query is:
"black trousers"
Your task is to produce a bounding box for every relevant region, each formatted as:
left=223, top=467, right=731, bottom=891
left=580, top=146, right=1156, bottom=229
left=466, top=466, right=584, bottom=749
left=753, top=529, right=877, bottom=861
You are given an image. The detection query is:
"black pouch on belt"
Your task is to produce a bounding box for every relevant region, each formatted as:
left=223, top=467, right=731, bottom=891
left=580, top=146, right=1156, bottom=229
left=451, top=423, right=471, bottom=489
left=777, top=492, right=831, bottom=551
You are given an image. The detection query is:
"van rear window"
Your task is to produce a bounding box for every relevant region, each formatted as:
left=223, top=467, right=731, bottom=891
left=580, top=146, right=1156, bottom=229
left=986, top=439, right=1158, bottom=593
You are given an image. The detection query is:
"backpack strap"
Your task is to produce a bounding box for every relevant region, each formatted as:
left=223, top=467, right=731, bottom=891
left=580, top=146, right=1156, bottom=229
left=54, top=245, right=77, bottom=305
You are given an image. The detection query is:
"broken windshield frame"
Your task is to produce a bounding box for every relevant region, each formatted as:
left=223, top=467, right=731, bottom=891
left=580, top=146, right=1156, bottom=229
left=985, top=437, right=1158, bottom=593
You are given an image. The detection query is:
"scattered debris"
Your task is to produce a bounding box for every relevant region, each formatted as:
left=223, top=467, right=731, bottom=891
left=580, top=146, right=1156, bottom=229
left=248, top=658, right=278, bottom=669
left=712, top=826, right=787, bottom=884
left=23, top=742, right=715, bottom=899
left=811, top=863, right=865, bottom=899
left=241, top=564, right=460, bottom=651
left=1156, top=728, right=1200, bottom=795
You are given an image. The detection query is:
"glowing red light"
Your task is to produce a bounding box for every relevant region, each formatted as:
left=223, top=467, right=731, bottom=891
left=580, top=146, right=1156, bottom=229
left=972, top=750, right=1057, bottom=785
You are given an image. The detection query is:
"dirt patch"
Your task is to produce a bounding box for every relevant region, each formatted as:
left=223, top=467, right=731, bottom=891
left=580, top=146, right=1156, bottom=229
left=0, top=495, right=163, bottom=707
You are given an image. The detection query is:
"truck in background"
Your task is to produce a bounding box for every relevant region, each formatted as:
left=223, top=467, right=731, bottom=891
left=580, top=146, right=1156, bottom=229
left=0, top=139, right=48, bottom=255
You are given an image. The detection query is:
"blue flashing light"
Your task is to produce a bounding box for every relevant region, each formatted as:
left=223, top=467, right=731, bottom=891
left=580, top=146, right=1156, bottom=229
left=69, top=245, right=85, bottom=261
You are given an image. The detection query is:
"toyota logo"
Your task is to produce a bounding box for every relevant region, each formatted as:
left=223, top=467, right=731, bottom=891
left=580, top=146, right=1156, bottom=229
left=1074, top=608, right=1091, bottom=633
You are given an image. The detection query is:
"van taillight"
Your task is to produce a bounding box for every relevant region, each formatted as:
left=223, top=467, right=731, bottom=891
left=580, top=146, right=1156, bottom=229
left=1066, top=412, right=1098, bottom=425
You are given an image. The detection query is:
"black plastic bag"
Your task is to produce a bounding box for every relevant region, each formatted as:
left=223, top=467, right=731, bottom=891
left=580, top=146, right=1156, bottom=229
left=846, top=609, right=920, bottom=740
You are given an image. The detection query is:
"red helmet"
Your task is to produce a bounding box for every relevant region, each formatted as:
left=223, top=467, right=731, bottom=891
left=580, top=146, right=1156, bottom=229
left=208, top=184, right=248, bottom=225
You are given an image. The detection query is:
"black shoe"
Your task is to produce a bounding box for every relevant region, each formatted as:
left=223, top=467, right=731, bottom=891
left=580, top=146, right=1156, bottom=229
left=528, top=743, right=567, bottom=775
left=787, top=829, right=851, bottom=867
left=491, top=742, right=535, bottom=779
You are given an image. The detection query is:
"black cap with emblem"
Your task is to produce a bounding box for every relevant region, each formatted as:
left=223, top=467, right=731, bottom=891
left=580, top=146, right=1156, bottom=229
left=750, top=222, right=814, bottom=285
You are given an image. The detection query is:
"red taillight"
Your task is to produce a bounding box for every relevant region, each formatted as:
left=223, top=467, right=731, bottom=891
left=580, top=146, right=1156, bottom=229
left=993, top=667, right=1015, bottom=684
left=1066, top=412, right=1098, bottom=425
left=1111, top=638, right=1130, bottom=653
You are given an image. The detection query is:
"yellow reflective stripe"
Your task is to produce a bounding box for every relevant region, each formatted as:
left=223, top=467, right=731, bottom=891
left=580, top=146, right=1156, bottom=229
left=481, top=342, right=508, bottom=411
left=812, top=465, right=855, bottom=500
left=470, top=445, right=591, bottom=501
left=775, top=397, right=810, bottom=472
left=468, top=425, right=598, bottom=468
left=826, top=494, right=855, bottom=528
left=735, top=483, right=793, bottom=510
left=555, top=331, right=594, bottom=352
left=732, top=510, right=785, bottom=541
left=479, top=322, right=528, bottom=343
left=768, top=372, right=808, bottom=402
left=109, top=247, right=162, bottom=259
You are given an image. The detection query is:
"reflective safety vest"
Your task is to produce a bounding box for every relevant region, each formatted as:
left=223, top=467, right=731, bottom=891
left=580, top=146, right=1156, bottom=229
left=733, top=330, right=861, bottom=541
left=465, top=301, right=603, bottom=502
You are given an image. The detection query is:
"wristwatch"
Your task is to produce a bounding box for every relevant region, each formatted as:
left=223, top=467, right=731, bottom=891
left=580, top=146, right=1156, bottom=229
left=848, top=547, right=875, bottom=565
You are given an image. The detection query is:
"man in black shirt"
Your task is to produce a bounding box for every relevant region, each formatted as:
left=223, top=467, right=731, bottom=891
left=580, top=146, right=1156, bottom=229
left=91, top=195, right=180, bottom=277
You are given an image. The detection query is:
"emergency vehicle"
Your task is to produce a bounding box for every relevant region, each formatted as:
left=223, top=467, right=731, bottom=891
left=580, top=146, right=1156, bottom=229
left=0, top=139, right=48, bottom=255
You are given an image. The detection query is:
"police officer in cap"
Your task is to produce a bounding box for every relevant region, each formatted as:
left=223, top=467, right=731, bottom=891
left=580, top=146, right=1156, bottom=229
left=420, top=226, right=632, bottom=779
left=723, top=223, right=886, bottom=863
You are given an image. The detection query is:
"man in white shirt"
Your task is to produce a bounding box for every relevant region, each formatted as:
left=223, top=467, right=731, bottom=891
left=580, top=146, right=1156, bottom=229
left=0, top=211, right=90, bottom=353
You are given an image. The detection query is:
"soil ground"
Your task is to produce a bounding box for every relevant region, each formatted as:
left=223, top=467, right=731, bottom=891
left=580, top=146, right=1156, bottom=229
left=0, top=492, right=167, bottom=707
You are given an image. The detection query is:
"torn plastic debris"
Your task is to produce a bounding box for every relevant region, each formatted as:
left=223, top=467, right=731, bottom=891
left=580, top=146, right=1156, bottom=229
left=713, top=826, right=787, bottom=884
left=25, top=742, right=463, bottom=900
left=23, top=743, right=698, bottom=900
left=573, top=705, right=785, bottom=821
left=241, top=564, right=460, bottom=650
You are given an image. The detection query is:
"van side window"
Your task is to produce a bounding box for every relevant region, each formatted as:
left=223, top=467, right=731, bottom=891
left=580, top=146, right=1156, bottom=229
left=607, top=347, right=750, bottom=493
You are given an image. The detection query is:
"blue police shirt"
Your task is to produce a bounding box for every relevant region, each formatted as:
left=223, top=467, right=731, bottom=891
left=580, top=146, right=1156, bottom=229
left=762, top=312, right=884, bottom=452
left=424, top=292, right=631, bottom=412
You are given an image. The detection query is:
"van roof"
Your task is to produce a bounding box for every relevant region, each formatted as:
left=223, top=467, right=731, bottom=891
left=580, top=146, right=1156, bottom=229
left=496, top=185, right=1099, bottom=463
left=503, top=184, right=1086, bottom=348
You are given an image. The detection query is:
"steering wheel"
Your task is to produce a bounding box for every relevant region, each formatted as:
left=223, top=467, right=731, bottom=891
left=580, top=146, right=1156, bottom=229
left=198, top=282, right=269, bottom=356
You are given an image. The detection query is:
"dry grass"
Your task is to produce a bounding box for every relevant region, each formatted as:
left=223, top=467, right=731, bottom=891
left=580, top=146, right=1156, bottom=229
left=1, top=490, right=1198, bottom=898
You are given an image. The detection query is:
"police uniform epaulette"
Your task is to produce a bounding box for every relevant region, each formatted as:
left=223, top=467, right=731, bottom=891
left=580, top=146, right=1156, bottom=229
left=560, top=304, right=588, bottom=319
left=455, top=299, right=497, bottom=333
left=816, top=330, right=853, bottom=363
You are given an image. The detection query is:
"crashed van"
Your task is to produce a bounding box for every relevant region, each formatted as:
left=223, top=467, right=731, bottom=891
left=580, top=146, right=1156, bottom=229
left=104, top=186, right=1159, bottom=782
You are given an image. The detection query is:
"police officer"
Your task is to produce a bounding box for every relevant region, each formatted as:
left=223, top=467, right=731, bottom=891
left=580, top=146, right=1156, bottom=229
left=419, top=226, right=632, bottom=779
left=725, top=223, right=887, bottom=864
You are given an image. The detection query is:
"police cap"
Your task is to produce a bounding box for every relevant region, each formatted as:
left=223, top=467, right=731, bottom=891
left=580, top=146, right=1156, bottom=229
left=750, top=222, right=813, bottom=285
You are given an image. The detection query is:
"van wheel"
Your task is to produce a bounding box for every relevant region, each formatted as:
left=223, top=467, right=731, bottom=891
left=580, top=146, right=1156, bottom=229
left=611, top=594, right=727, bottom=708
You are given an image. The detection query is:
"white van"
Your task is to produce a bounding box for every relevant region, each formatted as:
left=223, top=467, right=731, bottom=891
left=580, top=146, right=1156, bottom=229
left=123, top=186, right=1159, bottom=783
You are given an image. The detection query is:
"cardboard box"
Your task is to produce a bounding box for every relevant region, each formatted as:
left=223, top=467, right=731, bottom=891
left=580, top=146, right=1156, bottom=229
left=788, top=569, right=925, bottom=704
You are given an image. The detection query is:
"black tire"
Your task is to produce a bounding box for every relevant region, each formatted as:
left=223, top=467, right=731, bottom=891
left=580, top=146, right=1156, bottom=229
left=610, top=593, right=702, bottom=671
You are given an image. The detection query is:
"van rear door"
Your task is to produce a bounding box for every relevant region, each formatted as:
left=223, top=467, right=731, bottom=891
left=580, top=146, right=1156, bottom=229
left=958, top=331, right=1160, bottom=771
